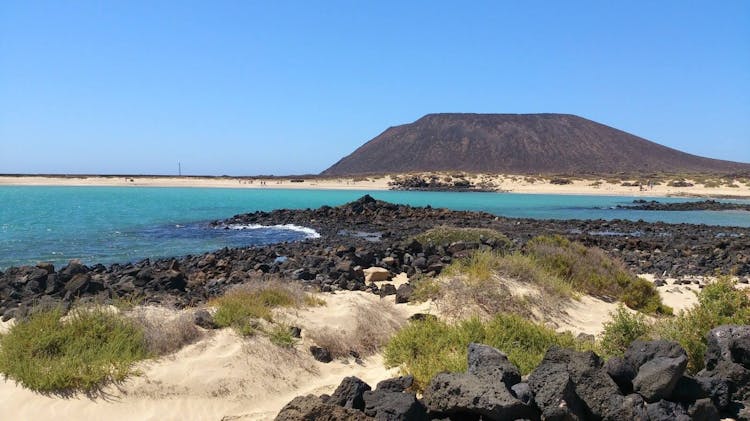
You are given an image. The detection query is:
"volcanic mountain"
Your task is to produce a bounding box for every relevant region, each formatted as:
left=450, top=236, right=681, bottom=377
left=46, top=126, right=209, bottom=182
left=322, top=113, right=750, bottom=175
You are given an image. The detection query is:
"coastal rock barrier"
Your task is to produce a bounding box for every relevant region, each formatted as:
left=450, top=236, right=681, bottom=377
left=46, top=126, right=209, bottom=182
left=619, top=199, right=750, bottom=212
left=276, top=325, right=750, bottom=420
left=1, top=196, right=749, bottom=321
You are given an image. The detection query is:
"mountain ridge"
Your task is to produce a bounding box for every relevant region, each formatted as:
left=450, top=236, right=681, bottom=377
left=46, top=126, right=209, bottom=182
left=322, top=113, right=750, bottom=175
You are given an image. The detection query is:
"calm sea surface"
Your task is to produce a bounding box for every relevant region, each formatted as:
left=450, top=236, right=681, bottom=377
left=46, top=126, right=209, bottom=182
left=1, top=186, right=749, bottom=269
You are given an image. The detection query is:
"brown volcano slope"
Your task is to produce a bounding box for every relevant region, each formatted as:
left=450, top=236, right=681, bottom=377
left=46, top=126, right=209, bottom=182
left=322, top=113, right=750, bottom=176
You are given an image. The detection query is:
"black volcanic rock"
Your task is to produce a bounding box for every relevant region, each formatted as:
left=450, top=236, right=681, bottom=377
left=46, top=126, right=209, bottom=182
left=322, top=113, right=750, bottom=175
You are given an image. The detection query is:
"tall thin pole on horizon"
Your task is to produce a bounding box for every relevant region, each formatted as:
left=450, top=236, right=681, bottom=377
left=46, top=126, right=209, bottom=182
left=178, top=162, right=181, bottom=176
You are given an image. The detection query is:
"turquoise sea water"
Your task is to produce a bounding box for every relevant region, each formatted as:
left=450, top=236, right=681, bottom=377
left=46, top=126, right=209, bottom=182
left=1, top=186, right=749, bottom=269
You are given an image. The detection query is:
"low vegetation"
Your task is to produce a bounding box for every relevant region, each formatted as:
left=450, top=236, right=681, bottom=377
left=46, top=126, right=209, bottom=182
left=657, top=277, right=750, bottom=372
left=435, top=250, right=573, bottom=320
left=412, top=226, right=511, bottom=249
left=128, top=308, right=202, bottom=356
left=525, top=235, right=670, bottom=315
left=598, top=277, right=750, bottom=372
left=308, top=300, right=404, bottom=359
left=210, top=281, right=322, bottom=337
left=417, top=234, right=669, bottom=316
left=267, top=324, right=298, bottom=348
left=598, top=306, right=650, bottom=358
left=0, top=280, right=326, bottom=393
left=0, top=307, right=148, bottom=393
left=384, top=314, right=581, bottom=390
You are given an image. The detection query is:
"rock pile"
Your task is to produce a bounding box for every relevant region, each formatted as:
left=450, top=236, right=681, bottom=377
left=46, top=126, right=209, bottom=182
left=275, top=325, right=750, bottom=420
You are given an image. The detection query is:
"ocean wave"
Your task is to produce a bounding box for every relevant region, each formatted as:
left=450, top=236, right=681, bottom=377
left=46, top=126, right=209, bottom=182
left=223, top=223, right=321, bottom=239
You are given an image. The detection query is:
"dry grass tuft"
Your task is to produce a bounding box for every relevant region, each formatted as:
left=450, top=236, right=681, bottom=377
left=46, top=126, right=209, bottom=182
left=435, top=250, right=574, bottom=322
left=209, top=279, right=323, bottom=337
left=128, top=308, right=203, bottom=356
left=307, top=299, right=404, bottom=359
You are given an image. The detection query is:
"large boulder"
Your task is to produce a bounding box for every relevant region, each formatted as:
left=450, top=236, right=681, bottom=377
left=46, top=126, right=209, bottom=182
left=375, top=376, right=414, bottom=393
left=363, top=267, right=391, bottom=283
left=422, top=372, right=537, bottom=420
left=700, top=325, right=750, bottom=410
left=645, top=399, right=691, bottom=421
left=632, top=355, right=688, bottom=402
left=704, top=325, right=750, bottom=370
left=64, top=273, right=90, bottom=296
left=605, top=356, right=636, bottom=394
left=362, top=389, right=428, bottom=421
left=528, top=362, right=585, bottom=420
left=275, top=394, right=373, bottom=421
left=329, top=376, right=371, bottom=410
left=671, top=375, right=730, bottom=410
left=699, top=360, right=750, bottom=416
left=378, top=283, right=397, bottom=297
left=528, top=347, right=634, bottom=420
left=624, top=340, right=687, bottom=371
left=394, top=284, right=414, bottom=304
left=466, top=343, right=521, bottom=388
left=687, top=398, right=720, bottom=421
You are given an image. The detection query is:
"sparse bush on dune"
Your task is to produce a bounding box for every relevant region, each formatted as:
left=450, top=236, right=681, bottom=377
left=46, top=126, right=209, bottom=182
left=596, top=277, right=750, bottom=372
left=431, top=236, right=668, bottom=319
left=410, top=274, right=442, bottom=302
left=0, top=306, right=148, bottom=393
left=436, top=250, right=571, bottom=320
left=128, top=308, right=202, bottom=356
left=210, top=280, right=323, bottom=337
left=308, top=299, right=403, bottom=359
left=525, top=235, right=671, bottom=315
left=598, top=305, right=650, bottom=358
left=267, top=324, right=298, bottom=348
left=384, top=314, right=581, bottom=391
left=657, top=277, right=750, bottom=372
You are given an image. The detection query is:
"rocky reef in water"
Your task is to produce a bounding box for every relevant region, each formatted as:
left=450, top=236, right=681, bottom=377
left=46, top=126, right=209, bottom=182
left=620, top=199, right=750, bottom=212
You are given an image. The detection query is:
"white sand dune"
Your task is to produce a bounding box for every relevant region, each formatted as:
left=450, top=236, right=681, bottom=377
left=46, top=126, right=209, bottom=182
left=0, top=279, right=721, bottom=420
left=0, top=292, right=425, bottom=421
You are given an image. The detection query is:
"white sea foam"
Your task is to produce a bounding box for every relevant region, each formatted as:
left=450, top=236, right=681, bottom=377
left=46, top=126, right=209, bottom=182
left=224, top=223, right=321, bottom=239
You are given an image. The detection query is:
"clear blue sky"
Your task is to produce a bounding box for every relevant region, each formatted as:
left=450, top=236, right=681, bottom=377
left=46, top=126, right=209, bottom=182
left=1, top=1, right=748, bottom=175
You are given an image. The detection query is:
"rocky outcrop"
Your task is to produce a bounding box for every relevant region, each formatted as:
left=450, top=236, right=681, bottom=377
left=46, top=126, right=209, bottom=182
left=623, top=199, right=750, bottom=212
left=276, top=327, right=750, bottom=420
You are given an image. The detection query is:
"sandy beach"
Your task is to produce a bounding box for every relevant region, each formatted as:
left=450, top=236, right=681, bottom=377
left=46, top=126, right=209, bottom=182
left=1, top=174, right=749, bottom=198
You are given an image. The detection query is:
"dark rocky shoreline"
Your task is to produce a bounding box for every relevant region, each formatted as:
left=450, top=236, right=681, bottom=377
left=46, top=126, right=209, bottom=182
left=621, top=199, right=750, bottom=212
left=277, top=326, right=750, bottom=420
left=1, top=195, right=749, bottom=321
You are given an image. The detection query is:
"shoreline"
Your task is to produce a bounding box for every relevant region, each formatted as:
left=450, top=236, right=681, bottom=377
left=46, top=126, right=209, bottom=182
left=2, top=174, right=750, bottom=199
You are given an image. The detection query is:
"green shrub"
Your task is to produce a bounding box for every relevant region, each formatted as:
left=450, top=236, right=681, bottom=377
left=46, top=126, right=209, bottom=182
left=211, top=286, right=297, bottom=336
left=599, top=306, right=651, bottom=358
left=0, top=307, right=148, bottom=392
left=412, top=226, right=511, bottom=250
left=525, top=236, right=671, bottom=315
left=492, top=253, right=574, bottom=299
left=410, top=274, right=442, bottom=302
left=620, top=277, right=671, bottom=315
left=444, top=249, right=503, bottom=283
left=657, top=277, right=750, bottom=372
left=384, top=314, right=578, bottom=390
left=267, top=325, right=297, bottom=348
